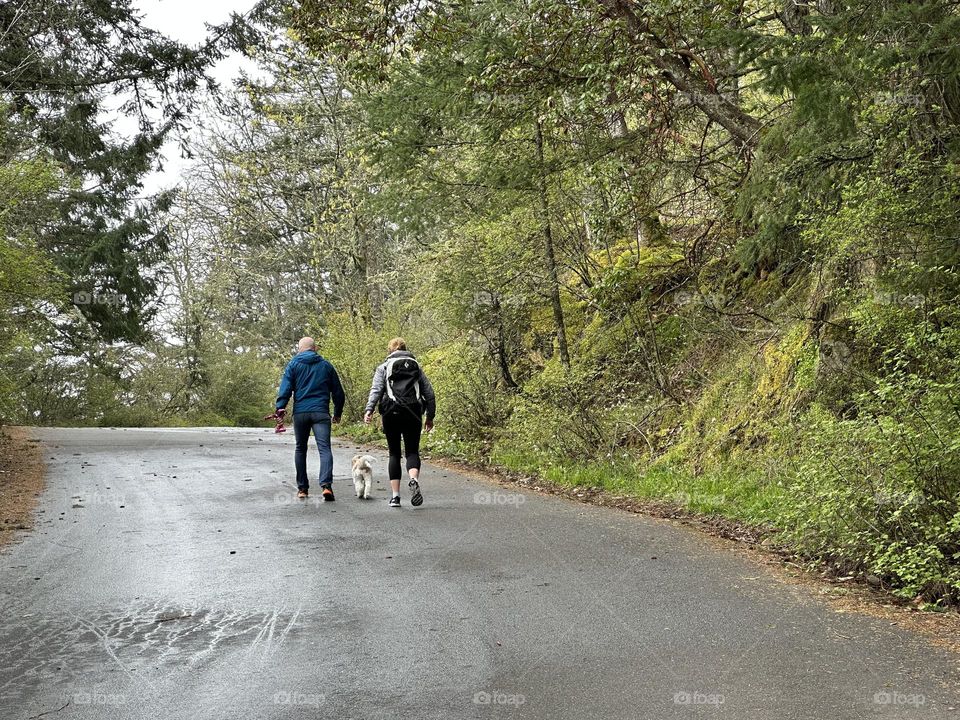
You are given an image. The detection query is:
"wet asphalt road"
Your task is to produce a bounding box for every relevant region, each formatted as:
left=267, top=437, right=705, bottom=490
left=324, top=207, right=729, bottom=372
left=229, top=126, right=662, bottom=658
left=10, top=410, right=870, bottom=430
left=0, top=427, right=958, bottom=720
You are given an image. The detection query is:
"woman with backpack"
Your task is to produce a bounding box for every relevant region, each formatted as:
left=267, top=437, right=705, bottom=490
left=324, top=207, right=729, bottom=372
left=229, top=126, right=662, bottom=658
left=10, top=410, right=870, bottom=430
left=363, top=338, right=436, bottom=507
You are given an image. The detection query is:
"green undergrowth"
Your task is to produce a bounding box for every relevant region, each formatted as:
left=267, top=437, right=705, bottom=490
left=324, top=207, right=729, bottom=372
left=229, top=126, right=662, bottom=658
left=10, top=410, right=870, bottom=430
left=336, top=423, right=784, bottom=531
left=492, top=450, right=788, bottom=525
left=336, top=421, right=387, bottom=447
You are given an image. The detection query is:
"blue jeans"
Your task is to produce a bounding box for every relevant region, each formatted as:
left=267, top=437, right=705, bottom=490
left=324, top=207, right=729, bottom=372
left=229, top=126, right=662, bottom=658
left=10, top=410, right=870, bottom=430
left=293, top=412, right=333, bottom=492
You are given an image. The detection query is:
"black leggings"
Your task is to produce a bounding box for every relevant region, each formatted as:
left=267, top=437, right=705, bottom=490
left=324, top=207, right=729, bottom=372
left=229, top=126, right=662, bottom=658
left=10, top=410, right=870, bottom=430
left=382, top=413, right=422, bottom=480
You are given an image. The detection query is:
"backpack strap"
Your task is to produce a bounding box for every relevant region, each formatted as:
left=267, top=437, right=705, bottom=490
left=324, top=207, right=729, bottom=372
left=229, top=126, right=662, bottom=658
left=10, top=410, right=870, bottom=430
left=385, top=358, right=398, bottom=401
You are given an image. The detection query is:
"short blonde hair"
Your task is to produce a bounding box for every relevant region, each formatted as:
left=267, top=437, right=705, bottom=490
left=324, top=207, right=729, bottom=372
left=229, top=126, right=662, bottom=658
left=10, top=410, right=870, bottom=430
left=388, top=337, right=407, bottom=352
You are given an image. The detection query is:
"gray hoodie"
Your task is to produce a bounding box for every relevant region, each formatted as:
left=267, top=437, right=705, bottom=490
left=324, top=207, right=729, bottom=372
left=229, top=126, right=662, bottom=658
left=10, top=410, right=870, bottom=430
left=364, top=351, right=436, bottom=420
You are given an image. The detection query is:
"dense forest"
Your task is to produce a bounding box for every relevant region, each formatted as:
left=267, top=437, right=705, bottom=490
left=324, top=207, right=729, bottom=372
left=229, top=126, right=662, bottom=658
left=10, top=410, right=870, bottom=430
left=2, top=0, right=959, bottom=605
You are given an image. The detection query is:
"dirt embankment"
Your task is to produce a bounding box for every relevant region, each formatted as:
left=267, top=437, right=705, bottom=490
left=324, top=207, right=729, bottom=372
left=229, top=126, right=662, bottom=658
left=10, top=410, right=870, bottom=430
left=0, top=426, right=45, bottom=547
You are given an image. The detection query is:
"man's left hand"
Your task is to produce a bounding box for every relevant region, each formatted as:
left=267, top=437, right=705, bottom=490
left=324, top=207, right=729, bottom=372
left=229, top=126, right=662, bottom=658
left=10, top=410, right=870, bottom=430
left=332, top=416, right=341, bottom=424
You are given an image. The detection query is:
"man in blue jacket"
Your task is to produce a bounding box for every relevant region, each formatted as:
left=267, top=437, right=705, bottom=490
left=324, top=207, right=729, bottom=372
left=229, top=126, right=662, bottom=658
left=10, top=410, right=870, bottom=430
left=276, top=337, right=346, bottom=501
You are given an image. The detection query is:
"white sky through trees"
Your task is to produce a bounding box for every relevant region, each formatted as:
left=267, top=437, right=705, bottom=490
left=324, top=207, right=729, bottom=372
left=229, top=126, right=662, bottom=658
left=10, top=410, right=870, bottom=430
left=135, top=0, right=260, bottom=193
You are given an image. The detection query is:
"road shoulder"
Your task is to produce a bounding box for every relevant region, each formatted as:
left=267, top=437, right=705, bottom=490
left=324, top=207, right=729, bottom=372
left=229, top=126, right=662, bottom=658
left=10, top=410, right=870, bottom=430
left=0, top=426, right=45, bottom=548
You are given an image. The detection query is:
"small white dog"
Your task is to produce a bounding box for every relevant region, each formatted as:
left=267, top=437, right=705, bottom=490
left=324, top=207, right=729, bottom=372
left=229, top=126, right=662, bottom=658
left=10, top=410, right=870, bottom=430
left=351, top=454, right=376, bottom=499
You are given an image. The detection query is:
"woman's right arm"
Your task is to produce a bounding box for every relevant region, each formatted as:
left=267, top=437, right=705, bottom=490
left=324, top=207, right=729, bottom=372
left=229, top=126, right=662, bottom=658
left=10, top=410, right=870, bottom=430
left=364, top=363, right=386, bottom=419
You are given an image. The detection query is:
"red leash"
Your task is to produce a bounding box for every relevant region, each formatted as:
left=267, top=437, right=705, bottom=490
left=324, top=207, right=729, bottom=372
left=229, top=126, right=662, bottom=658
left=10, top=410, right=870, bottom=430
left=263, top=408, right=287, bottom=433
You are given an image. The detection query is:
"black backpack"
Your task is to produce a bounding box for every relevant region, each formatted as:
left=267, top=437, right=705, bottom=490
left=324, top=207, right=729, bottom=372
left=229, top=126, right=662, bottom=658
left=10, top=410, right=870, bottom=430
left=381, top=356, right=422, bottom=416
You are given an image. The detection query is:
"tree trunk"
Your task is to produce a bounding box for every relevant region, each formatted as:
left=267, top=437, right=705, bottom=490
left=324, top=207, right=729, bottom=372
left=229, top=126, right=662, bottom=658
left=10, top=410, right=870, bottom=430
left=601, top=0, right=761, bottom=150
left=491, top=298, right=519, bottom=390
left=534, top=120, right=571, bottom=368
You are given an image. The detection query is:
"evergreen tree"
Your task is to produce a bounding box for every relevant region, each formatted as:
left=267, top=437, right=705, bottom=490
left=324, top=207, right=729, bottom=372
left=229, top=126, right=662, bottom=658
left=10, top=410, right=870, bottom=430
left=0, top=0, right=271, bottom=341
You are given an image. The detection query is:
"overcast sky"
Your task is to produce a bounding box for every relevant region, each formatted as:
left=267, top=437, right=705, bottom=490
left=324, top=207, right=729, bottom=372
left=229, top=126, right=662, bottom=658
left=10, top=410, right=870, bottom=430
left=135, top=0, right=261, bottom=193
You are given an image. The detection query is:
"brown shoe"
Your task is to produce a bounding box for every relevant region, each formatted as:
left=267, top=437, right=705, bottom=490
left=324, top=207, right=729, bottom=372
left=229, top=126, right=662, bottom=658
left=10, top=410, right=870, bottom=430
left=297, top=490, right=308, bottom=499
left=321, top=486, right=335, bottom=502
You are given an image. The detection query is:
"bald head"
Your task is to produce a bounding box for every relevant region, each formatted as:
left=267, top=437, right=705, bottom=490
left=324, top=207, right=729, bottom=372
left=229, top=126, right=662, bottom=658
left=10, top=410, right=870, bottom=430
left=298, top=337, right=316, bottom=352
